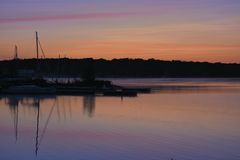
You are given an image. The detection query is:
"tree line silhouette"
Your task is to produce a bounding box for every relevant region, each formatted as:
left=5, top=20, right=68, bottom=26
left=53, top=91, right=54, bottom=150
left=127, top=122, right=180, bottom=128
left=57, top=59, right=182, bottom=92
left=0, top=58, right=240, bottom=78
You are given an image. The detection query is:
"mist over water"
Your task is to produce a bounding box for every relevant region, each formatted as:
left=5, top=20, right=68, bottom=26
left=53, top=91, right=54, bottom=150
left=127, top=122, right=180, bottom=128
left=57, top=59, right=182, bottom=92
left=0, top=78, right=240, bottom=160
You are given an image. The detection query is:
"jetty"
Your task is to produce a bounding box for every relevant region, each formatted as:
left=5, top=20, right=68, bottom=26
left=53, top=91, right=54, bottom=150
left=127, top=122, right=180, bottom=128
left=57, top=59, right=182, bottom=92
left=0, top=78, right=151, bottom=97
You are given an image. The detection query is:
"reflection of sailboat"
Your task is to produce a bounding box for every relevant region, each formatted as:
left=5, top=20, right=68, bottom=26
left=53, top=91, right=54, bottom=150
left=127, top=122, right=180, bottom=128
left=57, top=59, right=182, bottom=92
left=2, top=95, right=93, bottom=156
left=35, top=100, right=40, bottom=156
left=83, top=96, right=95, bottom=117
left=1, top=32, right=56, bottom=95
left=1, top=95, right=56, bottom=157
left=35, top=98, right=56, bottom=157
left=14, top=105, right=18, bottom=143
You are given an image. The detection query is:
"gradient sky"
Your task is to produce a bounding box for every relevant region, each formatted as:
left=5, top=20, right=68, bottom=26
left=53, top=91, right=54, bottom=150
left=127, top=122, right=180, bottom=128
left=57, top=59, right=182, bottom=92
left=0, top=0, right=240, bottom=62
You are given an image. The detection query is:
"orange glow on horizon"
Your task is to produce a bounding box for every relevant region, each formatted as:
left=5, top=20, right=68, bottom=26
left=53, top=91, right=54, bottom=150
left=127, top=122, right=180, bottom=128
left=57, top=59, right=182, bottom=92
left=1, top=40, right=240, bottom=63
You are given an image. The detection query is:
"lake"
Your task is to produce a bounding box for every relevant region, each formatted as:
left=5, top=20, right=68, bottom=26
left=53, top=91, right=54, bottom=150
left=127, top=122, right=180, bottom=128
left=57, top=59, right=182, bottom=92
left=0, top=78, right=240, bottom=160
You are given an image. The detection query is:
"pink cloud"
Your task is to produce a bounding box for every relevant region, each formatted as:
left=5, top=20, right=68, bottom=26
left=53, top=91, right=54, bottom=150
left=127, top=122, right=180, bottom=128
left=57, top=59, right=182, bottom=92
left=0, top=12, right=134, bottom=23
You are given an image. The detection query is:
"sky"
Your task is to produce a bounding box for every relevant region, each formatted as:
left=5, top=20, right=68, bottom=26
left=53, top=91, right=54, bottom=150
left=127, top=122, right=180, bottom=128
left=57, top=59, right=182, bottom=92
left=0, top=0, right=240, bottom=63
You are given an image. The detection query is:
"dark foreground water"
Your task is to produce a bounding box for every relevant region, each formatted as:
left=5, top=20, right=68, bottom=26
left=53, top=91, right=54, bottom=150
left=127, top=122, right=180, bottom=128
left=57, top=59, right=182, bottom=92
left=0, top=78, right=240, bottom=160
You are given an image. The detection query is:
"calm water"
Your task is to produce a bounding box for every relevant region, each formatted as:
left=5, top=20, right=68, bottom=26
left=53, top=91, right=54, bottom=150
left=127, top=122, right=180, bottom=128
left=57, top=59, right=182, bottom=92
left=1, top=78, right=240, bottom=160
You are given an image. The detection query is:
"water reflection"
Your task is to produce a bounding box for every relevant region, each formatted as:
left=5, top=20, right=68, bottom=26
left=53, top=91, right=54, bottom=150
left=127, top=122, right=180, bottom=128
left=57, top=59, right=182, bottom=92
left=35, top=99, right=40, bottom=157
left=83, top=96, right=95, bottom=117
left=0, top=95, right=98, bottom=157
left=0, top=87, right=240, bottom=160
left=0, top=96, right=56, bottom=156
left=5, top=97, right=19, bottom=143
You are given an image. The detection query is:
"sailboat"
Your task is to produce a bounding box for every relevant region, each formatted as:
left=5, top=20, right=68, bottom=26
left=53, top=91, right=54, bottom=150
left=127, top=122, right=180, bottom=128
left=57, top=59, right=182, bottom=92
left=2, top=32, right=56, bottom=94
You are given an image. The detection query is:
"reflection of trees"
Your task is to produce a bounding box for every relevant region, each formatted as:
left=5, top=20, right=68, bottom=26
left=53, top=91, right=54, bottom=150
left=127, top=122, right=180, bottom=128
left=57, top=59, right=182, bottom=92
left=83, top=96, right=95, bottom=117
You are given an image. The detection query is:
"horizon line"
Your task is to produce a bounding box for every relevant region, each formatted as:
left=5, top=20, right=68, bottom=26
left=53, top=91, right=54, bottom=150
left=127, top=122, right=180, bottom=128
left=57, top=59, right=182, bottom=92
left=1, top=57, right=240, bottom=65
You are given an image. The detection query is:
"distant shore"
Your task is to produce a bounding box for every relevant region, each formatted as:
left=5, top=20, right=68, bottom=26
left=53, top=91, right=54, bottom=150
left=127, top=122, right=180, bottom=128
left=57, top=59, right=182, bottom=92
left=0, top=58, right=240, bottom=78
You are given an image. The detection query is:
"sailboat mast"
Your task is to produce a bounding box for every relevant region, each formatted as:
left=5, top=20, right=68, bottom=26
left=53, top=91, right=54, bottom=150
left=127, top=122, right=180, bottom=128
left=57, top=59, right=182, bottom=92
left=36, top=31, right=39, bottom=59
left=15, top=45, right=18, bottom=59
